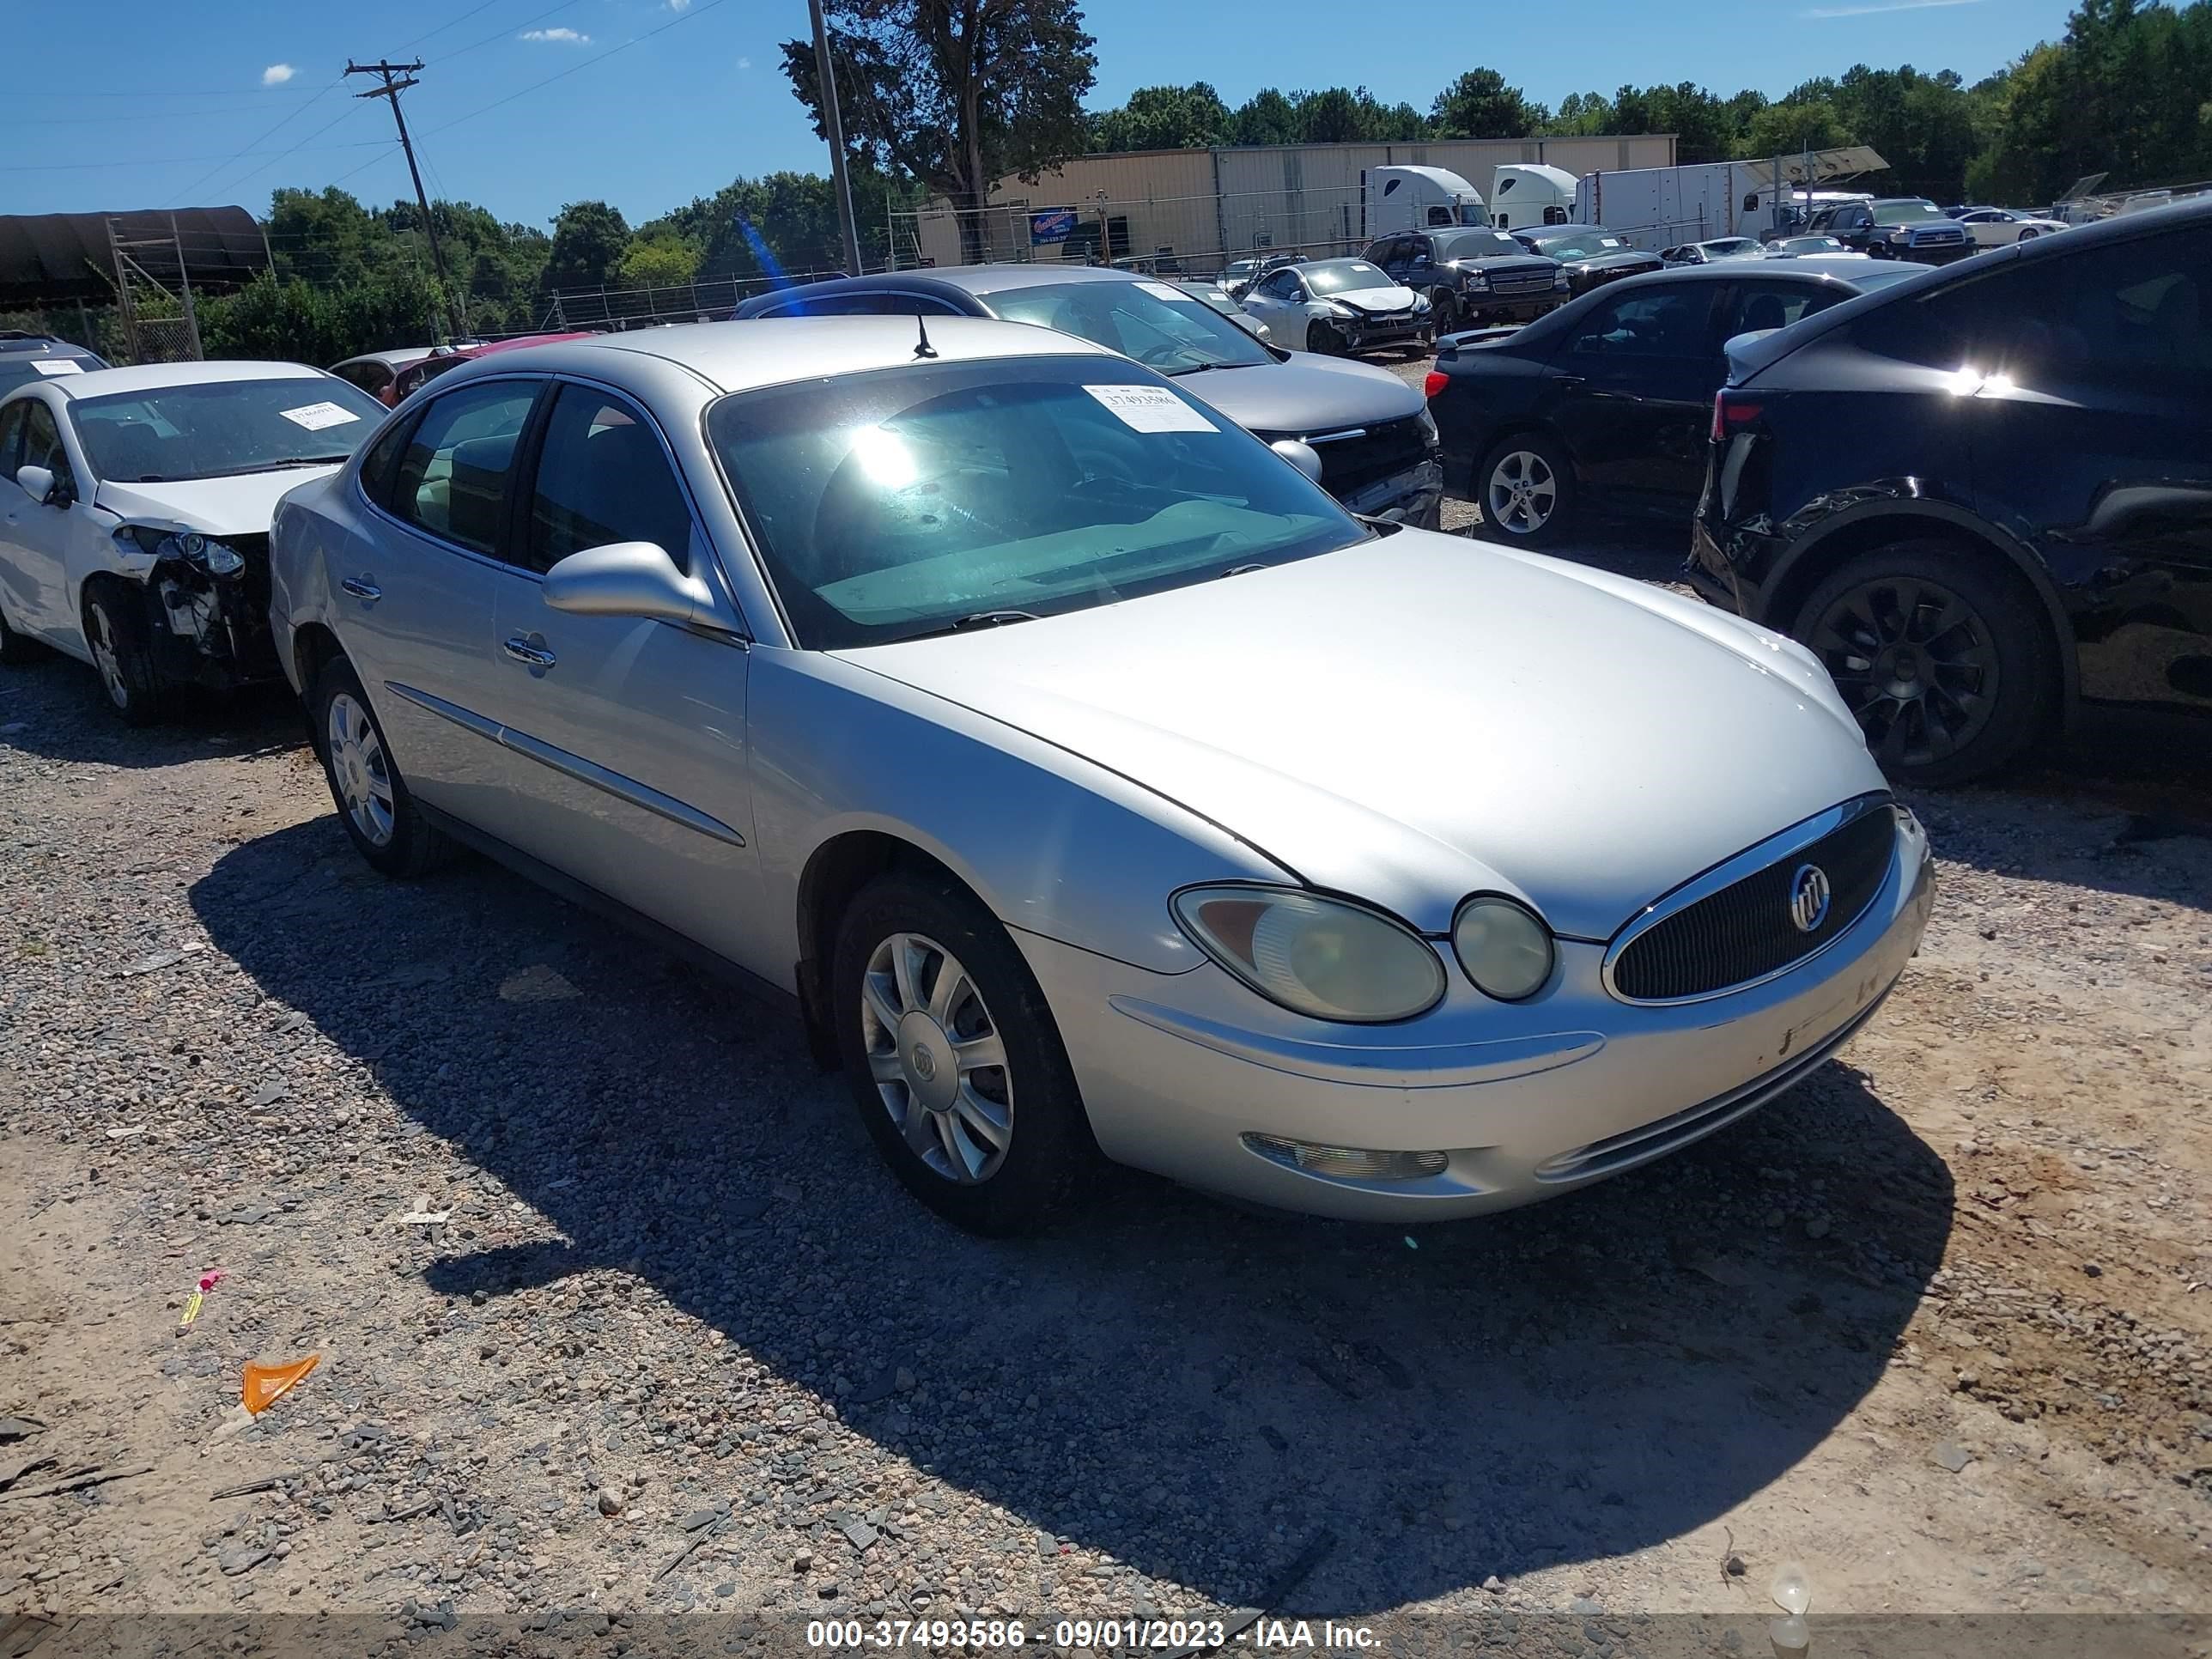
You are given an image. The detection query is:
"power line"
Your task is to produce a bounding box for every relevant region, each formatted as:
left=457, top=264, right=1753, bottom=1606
left=167, top=70, right=354, bottom=209
left=423, top=0, right=733, bottom=137
left=210, top=100, right=380, bottom=203
left=347, top=59, right=467, bottom=340
left=0, top=137, right=385, bottom=173
left=434, top=0, right=595, bottom=66
left=401, top=0, right=514, bottom=52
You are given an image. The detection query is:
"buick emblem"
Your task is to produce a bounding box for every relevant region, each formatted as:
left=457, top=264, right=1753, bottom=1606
left=1789, top=864, right=1832, bottom=934
left=910, top=1046, right=937, bottom=1081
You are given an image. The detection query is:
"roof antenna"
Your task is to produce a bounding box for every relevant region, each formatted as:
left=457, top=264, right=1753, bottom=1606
left=913, top=313, right=938, bottom=360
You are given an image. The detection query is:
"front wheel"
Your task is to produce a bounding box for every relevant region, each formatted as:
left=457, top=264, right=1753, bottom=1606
left=1794, top=543, right=2055, bottom=787
left=1304, top=319, right=1345, bottom=356
left=1429, top=290, right=1460, bottom=336
left=82, top=587, right=161, bottom=726
left=831, top=872, right=1097, bottom=1234
left=1477, top=434, right=1575, bottom=546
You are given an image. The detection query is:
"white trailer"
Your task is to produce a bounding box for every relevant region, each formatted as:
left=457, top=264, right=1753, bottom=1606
left=1360, top=165, right=1488, bottom=238
left=1488, top=164, right=1577, bottom=230
left=1574, top=148, right=1891, bottom=247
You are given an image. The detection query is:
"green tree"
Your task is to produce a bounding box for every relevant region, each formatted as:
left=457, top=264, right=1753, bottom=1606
left=1430, top=69, right=1545, bottom=139
left=781, top=0, right=1097, bottom=252
left=1087, top=82, right=1233, bottom=150
left=543, top=201, right=632, bottom=294
left=617, top=234, right=703, bottom=289
left=1232, top=88, right=1299, bottom=146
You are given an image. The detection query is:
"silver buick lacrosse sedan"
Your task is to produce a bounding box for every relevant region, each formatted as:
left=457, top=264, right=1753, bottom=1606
left=269, top=317, right=1933, bottom=1234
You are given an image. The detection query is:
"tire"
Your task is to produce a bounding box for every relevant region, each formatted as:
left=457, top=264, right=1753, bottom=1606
left=1430, top=289, right=1460, bottom=336
left=1793, top=541, right=2056, bottom=787
left=1304, top=320, right=1344, bottom=356
left=831, top=872, right=1097, bottom=1235
left=0, top=600, right=48, bottom=666
left=2017, top=228, right=2040, bottom=241
left=1476, top=432, right=1576, bottom=546
left=310, top=654, right=453, bottom=877
left=82, top=586, right=161, bottom=726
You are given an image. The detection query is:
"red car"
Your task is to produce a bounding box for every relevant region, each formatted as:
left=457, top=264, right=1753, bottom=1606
left=386, top=332, right=598, bottom=404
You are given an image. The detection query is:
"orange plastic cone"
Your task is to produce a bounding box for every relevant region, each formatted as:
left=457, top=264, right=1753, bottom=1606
left=241, top=1353, right=320, bottom=1414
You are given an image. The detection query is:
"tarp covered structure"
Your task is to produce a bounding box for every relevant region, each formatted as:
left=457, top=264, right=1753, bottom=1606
left=0, top=207, right=268, bottom=307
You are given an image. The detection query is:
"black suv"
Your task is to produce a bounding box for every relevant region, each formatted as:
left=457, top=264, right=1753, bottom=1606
left=1691, top=198, right=2212, bottom=785
left=1362, top=228, right=1567, bottom=333
left=1820, top=198, right=1972, bottom=264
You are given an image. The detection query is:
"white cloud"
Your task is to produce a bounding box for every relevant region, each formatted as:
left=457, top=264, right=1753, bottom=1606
left=1802, top=0, right=1981, bottom=15
left=261, top=63, right=296, bottom=86
left=668, top=0, right=693, bottom=10
left=737, top=54, right=752, bottom=69
left=520, top=26, right=592, bottom=42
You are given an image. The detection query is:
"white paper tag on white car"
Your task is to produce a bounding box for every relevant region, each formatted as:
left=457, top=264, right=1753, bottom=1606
left=1081, top=383, right=1218, bottom=434
left=1138, top=281, right=1194, bottom=303
left=279, top=401, right=362, bottom=432
left=31, top=360, right=82, bottom=375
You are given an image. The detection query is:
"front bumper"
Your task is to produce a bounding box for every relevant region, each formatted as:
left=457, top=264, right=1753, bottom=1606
left=1018, top=811, right=1934, bottom=1222
left=135, top=558, right=283, bottom=692
left=1345, top=456, right=1443, bottom=530
left=1333, top=313, right=1431, bottom=350
left=1462, top=292, right=1561, bottom=324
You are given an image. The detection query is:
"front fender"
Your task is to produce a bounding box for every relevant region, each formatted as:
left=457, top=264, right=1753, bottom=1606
left=747, top=648, right=1294, bottom=977
left=267, top=483, right=340, bottom=696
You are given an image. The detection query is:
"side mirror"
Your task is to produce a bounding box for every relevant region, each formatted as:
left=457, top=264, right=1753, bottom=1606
left=542, top=541, right=726, bottom=631
left=16, top=465, right=58, bottom=506
left=1269, top=440, right=1325, bottom=484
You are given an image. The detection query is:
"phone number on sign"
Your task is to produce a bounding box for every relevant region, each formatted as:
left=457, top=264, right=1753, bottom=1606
left=805, top=1620, right=1232, bottom=1650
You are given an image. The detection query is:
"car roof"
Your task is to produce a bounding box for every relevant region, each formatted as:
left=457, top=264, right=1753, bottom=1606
left=1519, top=224, right=1608, bottom=237
left=443, top=315, right=1114, bottom=396
left=332, top=347, right=435, bottom=372
left=33, top=359, right=331, bottom=400
left=0, top=332, right=100, bottom=356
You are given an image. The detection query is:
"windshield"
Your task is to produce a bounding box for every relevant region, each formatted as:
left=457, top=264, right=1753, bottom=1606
left=706, top=357, right=1366, bottom=650
left=1301, top=260, right=1391, bottom=295
left=984, top=279, right=1273, bottom=372
left=1532, top=234, right=1629, bottom=259
left=70, top=377, right=385, bottom=483
left=1875, top=201, right=1948, bottom=225
left=0, top=350, right=106, bottom=397
left=1433, top=230, right=1524, bottom=260
left=1176, top=283, right=1242, bottom=317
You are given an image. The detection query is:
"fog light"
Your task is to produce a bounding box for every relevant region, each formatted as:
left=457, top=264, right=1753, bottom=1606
left=1241, top=1134, right=1448, bottom=1182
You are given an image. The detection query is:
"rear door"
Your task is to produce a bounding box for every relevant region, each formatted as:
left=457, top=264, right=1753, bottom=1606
left=1927, top=225, right=2212, bottom=715
left=1541, top=280, right=1728, bottom=503
left=473, top=379, right=763, bottom=961
left=334, top=375, right=542, bottom=818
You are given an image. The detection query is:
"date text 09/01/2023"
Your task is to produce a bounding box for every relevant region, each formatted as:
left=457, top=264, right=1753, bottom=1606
left=805, top=1618, right=1385, bottom=1650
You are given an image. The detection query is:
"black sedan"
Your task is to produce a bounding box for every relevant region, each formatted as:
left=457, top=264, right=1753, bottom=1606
left=1506, top=226, right=1663, bottom=295
left=1426, top=260, right=1924, bottom=545
left=1692, top=198, right=2212, bottom=786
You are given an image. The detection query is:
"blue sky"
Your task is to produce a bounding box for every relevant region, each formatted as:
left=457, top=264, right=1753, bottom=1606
left=0, top=0, right=2078, bottom=230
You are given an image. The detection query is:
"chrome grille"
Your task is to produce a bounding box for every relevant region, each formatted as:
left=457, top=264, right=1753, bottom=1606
left=1608, top=801, right=1897, bottom=1003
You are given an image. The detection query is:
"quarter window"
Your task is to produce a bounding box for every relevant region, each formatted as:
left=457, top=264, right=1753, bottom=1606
left=524, top=386, right=695, bottom=574
left=388, top=380, right=539, bottom=557
left=1725, top=283, right=1833, bottom=337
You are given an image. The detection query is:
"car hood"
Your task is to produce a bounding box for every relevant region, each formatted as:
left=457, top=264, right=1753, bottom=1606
left=1177, top=354, right=1422, bottom=438
left=837, top=530, right=1883, bottom=939
left=1323, top=284, right=1420, bottom=314
left=93, top=467, right=342, bottom=537
left=1564, top=250, right=1662, bottom=273
left=1448, top=257, right=1558, bottom=277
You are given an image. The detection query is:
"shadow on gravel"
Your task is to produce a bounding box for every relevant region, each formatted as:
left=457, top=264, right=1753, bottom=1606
left=195, top=816, right=1954, bottom=1615
left=0, top=659, right=301, bottom=769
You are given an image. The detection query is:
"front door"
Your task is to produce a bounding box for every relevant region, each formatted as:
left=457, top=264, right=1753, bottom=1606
left=0, top=398, right=97, bottom=647
left=1543, top=281, right=1726, bottom=503
left=331, top=375, right=541, bottom=819
left=474, top=380, right=764, bottom=966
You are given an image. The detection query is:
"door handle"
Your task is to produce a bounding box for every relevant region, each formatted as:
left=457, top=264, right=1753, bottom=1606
left=340, top=577, right=382, bottom=602
left=502, top=635, right=556, bottom=670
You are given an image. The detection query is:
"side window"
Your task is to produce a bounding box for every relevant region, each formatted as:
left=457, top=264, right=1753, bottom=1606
left=356, top=416, right=413, bottom=508
left=1262, top=270, right=1303, bottom=301
left=336, top=362, right=388, bottom=396
left=0, top=402, right=27, bottom=480
left=1566, top=287, right=1713, bottom=358
left=22, top=403, right=74, bottom=494
left=389, top=380, right=540, bottom=556
left=1407, top=238, right=1433, bottom=267
left=1726, top=283, right=1828, bottom=337
left=523, top=385, right=695, bottom=576
left=1426, top=205, right=1455, bottom=227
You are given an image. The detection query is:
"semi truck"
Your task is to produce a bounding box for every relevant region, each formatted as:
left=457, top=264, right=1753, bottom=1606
left=1487, top=164, right=1577, bottom=230
left=1360, top=166, right=1489, bottom=237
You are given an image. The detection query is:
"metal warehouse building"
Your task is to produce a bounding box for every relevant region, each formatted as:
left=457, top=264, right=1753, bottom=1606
left=902, top=134, right=1678, bottom=270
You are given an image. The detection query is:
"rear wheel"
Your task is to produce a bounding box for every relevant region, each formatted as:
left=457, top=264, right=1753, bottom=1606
left=1477, top=433, right=1575, bottom=546
left=831, top=872, right=1097, bottom=1235
left=82, top=587, right=161, bottom=726
left=310, top=654, right=453, bottom=876
left=1795, top=542, right=2055, bottom=787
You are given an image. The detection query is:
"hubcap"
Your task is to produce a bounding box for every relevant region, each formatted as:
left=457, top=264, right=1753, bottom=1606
left=1808, top=574, right=2002, bottom=769
left=326, top=691, right=397, bottom=847
left=88, top=607, right=128, bottom=709
left=860, top=932, right=1012, bottom=1184
left=1486, top=450, right=1557, bottom=535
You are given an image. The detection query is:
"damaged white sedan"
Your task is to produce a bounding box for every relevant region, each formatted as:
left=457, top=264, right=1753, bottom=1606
left=0, top=362, right=385, bottom=722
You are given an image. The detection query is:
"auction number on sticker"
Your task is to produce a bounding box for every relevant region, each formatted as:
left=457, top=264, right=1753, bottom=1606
left=806, top=1619, right=1028, bottom=1648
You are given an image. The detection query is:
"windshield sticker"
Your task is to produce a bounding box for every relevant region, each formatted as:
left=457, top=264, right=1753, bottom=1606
left=31, top=360, right=82, bottom=375
left=1081, top=383, right=1218, bottom=434
left=279, top=401, right=362, bottom=432
left=1137, top=281, right=1194, bottom=303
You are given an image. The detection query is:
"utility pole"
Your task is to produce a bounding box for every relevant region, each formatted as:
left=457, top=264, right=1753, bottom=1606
left=346, top=58, right=467, bottom=340
left=806, top=0, right=864, bottom=275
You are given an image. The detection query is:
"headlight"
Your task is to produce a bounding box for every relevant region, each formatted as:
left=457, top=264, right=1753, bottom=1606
left=114, top=525, right=246, bottom=576
left=1450, top=896, right=1554, bottom=1001
left=1325, top=301, right=1359, bottom=319
left=1172, top=886, right=1446, bottom=1024
left=1463, top=271, right=1490, bottom=291
left=1553, top=270, right=1571, bottom=291
left=1412, top=294, right=1431, bottom=312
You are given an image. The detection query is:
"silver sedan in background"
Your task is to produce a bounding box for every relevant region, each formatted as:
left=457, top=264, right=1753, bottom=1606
left=269, top=319, right=1932, bottom=1234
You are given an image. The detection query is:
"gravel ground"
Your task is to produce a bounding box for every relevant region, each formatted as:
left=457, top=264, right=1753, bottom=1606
left=3, top=395, right=2210, bottom=1655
